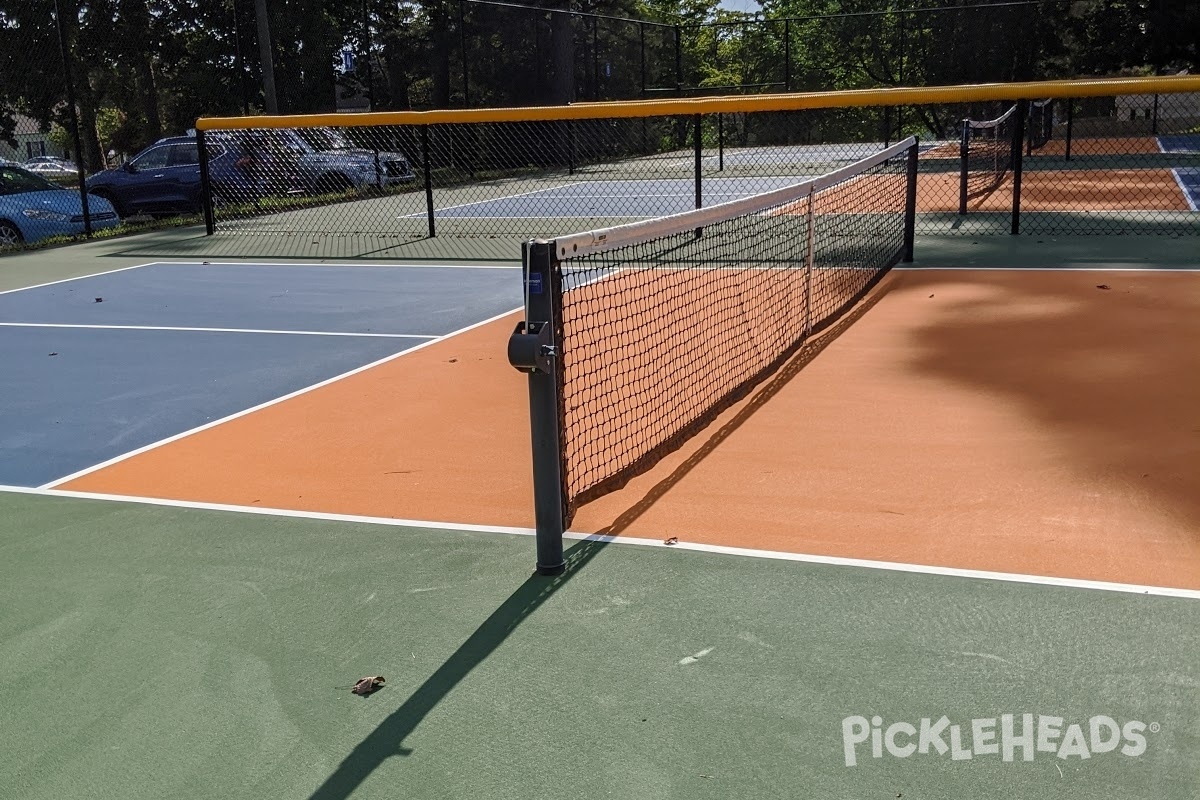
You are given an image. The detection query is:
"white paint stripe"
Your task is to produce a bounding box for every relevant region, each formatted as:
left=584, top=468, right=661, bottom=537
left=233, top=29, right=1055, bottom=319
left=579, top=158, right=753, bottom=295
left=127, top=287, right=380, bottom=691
left=399, top=182, right=590, bottom=219
left=0, top=484, right=1197, bottom=600
left=1170, top=169, right=1199, bottom=212
left=0, top=322, right=438, bottom=339
left=37, top=305, right=522, bottom=488
left=0, top=261, right=161, bottom=296
left=152, top=260, right=521, bottom=270
left=898, top=265, right=1200, bottom=272
left=0, top=262, right=521, bottom=300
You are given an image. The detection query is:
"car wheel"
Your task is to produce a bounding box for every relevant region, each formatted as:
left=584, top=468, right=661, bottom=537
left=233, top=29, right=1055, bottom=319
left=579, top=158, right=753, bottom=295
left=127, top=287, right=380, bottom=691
left=315, top=172, right=354, bottom=194
left=0, top=220, right=23, bottom=247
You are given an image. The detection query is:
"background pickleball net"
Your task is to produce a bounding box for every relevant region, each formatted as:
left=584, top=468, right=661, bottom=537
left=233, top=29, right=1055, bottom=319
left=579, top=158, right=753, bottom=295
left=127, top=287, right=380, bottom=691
left=961, top=103, right=1018, bottom=203
left=548, top=139, right=916, bottom=521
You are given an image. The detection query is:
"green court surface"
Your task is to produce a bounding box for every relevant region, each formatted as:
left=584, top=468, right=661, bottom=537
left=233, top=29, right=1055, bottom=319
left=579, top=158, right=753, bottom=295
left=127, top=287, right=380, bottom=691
left=2, top=226, right=1199, bottom=799
left=2, top=491, right=1197, bottom=800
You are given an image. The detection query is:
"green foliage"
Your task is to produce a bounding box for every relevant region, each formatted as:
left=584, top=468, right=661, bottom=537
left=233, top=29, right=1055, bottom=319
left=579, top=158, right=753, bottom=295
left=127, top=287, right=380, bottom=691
left=0, top=0, right=1195, bottom=167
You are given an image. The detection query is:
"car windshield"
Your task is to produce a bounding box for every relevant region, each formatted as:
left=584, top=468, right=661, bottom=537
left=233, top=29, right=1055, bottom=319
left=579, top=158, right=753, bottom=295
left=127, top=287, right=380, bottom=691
left=296, top=128, right=356, bottom=151
left=0, top=166, right=62, bottom=195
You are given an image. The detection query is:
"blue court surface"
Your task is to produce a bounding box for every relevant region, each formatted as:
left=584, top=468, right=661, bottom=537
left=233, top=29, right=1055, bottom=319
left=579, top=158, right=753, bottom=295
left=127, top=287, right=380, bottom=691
left=427, top=177, right=805, bottom=220
left=702, top=140, right=946, bottom=169
left=0, top=262, right=522, bottom=488
left=1158, top=134, right=1200, bottom=154
left=1173, top=168, right=1200, bottom=211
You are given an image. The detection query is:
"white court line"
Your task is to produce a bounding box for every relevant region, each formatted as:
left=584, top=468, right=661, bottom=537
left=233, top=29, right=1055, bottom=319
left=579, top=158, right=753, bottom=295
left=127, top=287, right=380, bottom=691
left=0, top=261, right=162, bottom=296
left=399, top=181, right=589, bottom=219
left=151, top=260, right=521, bottom=270
left=1170, top=169, right=1199, bottom=212
left=0, top=322, right=437, bottom=339
left=38, top=305, right=522, bottom=489
left=2, top=483, right=1197, bottom=600
left=898, top=265, right=1200, bottom=272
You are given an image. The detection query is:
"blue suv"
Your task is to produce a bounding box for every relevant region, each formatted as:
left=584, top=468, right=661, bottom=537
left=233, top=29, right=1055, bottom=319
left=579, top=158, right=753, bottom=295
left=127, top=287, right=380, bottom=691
left=85, top=134, right=297, bottom=219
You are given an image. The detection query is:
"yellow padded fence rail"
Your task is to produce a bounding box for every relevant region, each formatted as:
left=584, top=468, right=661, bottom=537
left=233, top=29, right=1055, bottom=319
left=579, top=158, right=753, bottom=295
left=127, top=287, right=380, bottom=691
left=196, top=75, right=1200, bottom=131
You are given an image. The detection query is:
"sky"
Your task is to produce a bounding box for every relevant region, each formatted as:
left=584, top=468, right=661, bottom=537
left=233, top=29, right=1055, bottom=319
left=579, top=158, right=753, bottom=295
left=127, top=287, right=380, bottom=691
left=718, top=0, right=761, bottom=13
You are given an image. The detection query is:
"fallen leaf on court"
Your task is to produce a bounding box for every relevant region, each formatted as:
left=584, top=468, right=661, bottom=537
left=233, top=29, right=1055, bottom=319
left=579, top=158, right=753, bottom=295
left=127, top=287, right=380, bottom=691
left=1096, top=284, right=1110, bottom=290
left=352, top=676, right=386, bottom=696
left=94, top=297, right=103, bottom=303
left=48, top=352, right=57, bottom=356
left=664, top=537, right=678, bottom=545
left=449, top=358, right=458, bottom=363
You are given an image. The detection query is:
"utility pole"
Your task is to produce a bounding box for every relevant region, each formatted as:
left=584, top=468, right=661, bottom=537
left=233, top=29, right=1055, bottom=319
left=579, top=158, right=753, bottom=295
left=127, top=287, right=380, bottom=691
left=254, top=0, right=278, bottom=113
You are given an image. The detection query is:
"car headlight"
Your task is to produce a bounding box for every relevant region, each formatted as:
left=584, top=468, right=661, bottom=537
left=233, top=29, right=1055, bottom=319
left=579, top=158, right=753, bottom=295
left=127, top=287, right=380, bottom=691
left=23, top=209, right=71, bottom=222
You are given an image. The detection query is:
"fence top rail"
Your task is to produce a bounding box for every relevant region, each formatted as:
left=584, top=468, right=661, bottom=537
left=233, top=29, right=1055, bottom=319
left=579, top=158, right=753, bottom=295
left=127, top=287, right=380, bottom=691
left=195, top=75, right=1200, bottom=132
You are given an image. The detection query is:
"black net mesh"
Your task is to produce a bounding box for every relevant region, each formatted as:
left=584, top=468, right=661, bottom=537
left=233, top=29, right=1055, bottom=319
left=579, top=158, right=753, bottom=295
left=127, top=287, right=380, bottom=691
left=547, top=142, right=913, bottom=521
left=959, top=104, right=1018, bottom=213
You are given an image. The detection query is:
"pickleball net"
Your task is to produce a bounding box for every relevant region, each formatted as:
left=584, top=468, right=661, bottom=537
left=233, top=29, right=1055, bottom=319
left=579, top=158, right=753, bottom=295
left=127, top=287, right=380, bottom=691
left=509, top=137, right=918, bottom=570
left=958, top=103, right=1018, bottom=213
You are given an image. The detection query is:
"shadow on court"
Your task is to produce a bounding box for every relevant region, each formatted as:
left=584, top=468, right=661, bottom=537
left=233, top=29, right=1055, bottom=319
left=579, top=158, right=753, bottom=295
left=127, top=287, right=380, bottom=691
left=305, top=535, right=610, bottom=800
left=904, top=267, right=1200, bottom=539
left=593, top=275, right=898, bottom=538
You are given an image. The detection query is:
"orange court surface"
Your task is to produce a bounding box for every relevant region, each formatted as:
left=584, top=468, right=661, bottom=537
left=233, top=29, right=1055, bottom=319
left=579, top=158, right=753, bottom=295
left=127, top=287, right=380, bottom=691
left=57, top=264, right=1200, bottom=592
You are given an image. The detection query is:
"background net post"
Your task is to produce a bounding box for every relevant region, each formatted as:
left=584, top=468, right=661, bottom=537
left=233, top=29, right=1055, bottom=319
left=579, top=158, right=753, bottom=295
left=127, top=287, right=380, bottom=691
left=1010, top=98, right=1028, bottom=235
left=904, top=140, right=918, bottom=262
left=511, top=241, right=567, bottom=576
left=693, top=113, right=702, bottom=210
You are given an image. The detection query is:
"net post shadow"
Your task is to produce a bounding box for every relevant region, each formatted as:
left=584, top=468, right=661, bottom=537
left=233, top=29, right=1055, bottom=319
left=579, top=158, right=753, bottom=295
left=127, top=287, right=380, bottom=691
left=304, top=534, right=610, bottom=800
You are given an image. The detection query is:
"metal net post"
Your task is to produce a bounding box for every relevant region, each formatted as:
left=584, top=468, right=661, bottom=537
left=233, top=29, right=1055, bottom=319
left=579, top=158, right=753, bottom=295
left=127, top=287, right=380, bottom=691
left=508, top=241, right=567, bottom=576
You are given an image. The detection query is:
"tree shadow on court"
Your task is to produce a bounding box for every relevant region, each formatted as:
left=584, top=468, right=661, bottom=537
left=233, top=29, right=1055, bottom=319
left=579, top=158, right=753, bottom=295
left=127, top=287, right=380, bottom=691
left=896, top=266, right=1200, bottom=534
left=591, top=275, right=899, bottom=537
left=305, top=534, right=609, bottom=800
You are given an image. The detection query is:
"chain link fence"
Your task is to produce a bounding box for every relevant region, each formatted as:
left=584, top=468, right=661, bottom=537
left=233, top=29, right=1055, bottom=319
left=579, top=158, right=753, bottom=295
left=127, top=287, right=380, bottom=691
left=197, top=88, right=1200, bottom=251
left=2, top=1, right=1196, bottom=252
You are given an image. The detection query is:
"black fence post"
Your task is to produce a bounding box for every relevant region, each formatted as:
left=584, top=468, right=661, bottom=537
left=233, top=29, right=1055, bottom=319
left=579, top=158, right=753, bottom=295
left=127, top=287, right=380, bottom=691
left=566, top=120, right=576, bottom=176
left=422, top=125, right=435, bottom=238
left=904, top=139, right=918, bottom=262
left=1151, top=93, right=1159, bottom=135
left=958, top=117, right=969, bottom=215
left=458, top=0, right=470, bottom=107
left=592, top=17, right=600, bottom=101
left=54, top=0, right=91, bottom=237
left=362, top=0, right=374, bottom=107
left=197, top=129, right=215, bottom=236
left=783, top=18, right=791, bottom=92
left=674, top=24, right=682, bottom=95
left=1065, top=100, right=1073, bottom=162
left=693, top=113, right=702, bottom=210
left=639, top=22, right=646, bottom=97
left=717, top=112, right=724, bottom=172
left=1010, top=99, right=1027, bottom=235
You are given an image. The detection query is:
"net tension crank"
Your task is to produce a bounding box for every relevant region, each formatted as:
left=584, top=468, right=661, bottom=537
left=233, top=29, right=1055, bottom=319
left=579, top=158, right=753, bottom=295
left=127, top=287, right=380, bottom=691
left=507, top=321, right=557, bottom=374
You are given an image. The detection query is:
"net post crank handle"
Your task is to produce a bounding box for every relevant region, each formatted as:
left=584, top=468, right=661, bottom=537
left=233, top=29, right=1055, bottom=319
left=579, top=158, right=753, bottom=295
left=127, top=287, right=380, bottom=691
left=507, top=321, right=557, bottom=375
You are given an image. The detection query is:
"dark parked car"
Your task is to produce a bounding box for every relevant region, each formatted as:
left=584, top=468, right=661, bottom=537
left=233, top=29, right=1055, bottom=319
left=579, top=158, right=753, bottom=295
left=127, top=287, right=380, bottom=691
left=85, top=134, right=298, bottom=218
